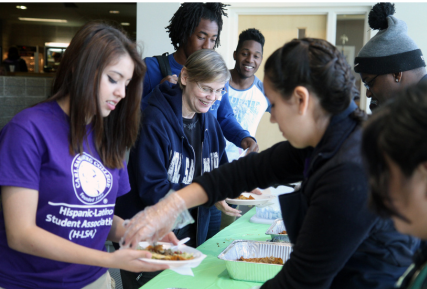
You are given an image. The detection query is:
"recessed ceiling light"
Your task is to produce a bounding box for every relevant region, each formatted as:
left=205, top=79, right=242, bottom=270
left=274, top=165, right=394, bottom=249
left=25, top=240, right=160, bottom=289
left=16, top=5, right=27, bottom=10
left=45, top=42, right=70, bottom=48
left=19, top=17, right=67, bottom=23
left=110, top=10, right=120, bottom=14
left=121, top=22, right=130, bottom=26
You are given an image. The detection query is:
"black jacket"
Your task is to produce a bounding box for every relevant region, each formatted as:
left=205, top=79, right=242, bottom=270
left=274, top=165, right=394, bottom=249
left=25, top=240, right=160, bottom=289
left=194, top=102, right=419, bottom=289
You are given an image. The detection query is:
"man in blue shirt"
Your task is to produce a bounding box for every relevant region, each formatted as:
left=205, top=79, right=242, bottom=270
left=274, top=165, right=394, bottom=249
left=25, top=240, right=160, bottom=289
left=143, top=2, right=258, bottom=153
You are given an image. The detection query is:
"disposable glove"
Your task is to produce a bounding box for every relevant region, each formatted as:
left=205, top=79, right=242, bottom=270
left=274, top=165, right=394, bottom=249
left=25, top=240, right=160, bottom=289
left=120, top=190, right=194, bottom=249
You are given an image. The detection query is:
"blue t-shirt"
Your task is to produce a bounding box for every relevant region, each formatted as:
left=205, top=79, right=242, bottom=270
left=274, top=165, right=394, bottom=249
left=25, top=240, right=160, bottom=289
left=143, top=52, right=253, bottom=148
left=0, top=101, right=130, bottom=289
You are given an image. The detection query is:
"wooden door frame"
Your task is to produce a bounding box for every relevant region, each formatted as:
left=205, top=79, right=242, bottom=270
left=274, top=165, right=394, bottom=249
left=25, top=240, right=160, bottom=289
left=218, top=2, right=375, bottom=112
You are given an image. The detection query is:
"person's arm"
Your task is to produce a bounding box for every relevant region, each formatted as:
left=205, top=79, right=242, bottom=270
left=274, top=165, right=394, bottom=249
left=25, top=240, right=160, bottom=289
left=142, top=61, right=154, bottom=99
left=128, top=121, right=187, bottom=206
left=142, top=57, right=178, bottom=99
left=261, top=164, right=376, bottom=289
left=109, top=216, right=179, bottom=246
left=122, top=141, right=308, bottom=248
left=213, top=139, right=242, bottom=217
left=196, top=141, right=307, bottom=207
left=2, top=186, right=169, bottom=272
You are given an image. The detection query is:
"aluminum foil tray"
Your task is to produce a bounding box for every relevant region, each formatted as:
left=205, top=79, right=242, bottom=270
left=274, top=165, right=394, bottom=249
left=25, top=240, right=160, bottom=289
left=217, top=240, right=292, bottom=283
left=265, top=219, right=290, bottom=242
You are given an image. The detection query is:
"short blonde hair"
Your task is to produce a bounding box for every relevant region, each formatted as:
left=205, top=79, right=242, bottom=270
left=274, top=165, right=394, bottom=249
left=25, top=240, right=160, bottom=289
left=178, top=49, right=230, bottom=90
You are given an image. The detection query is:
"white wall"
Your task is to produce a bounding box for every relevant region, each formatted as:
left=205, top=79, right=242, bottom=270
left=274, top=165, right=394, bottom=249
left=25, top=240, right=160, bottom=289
left=135, top=2, right=372, bottom=67
left=135, top=2, right=427, bottom=114
left=136, top=2, right=427, bottom=61
left=136, top=2, right=180, bottom=59
left=394, top=3, right=427, bottom=58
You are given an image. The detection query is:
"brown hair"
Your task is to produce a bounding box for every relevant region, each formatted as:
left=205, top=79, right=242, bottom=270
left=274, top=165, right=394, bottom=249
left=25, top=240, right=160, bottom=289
left=178, top=49, right=230, bottom=90
left=49, top=21, right=145, bottom=168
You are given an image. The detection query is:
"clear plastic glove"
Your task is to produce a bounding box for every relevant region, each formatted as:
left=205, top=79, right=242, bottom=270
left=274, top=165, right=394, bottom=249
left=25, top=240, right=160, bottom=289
left=215, top=200, right=242, bottom=217
left=120, top=191, right=194, bottom=250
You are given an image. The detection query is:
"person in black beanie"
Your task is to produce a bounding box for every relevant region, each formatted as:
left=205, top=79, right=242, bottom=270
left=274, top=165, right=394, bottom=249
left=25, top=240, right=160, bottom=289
left=362, top=81, right=427, bottom=289
left=354, top=3, right=427, bottom=111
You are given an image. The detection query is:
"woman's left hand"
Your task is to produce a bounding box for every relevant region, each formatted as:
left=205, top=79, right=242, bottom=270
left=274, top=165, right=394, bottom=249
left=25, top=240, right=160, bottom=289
left=215, top=200, right=242, bottom=217
left=241, top=137, right=259, bottom=153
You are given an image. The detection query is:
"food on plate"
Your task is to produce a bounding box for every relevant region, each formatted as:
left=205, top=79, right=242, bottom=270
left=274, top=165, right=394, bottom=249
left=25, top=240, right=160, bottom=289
left=138, top=244, right=194, bottom=261
left=278, top=230, right=287, bottom=235
left=236, top=194, right=255, bottom=200
left=238, top=256, right=284, bottom=265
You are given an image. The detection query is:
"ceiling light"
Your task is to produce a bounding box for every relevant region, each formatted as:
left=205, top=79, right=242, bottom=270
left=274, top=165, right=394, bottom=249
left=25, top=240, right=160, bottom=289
left=19, top=17, right=67, bottom=23
left=109, top=10, right=120, bottom=14
left=121, top=22, right=130, bottom=26
left=45, top=42, right=70, bottom=48
left=16, top=5, right=27, bottom=10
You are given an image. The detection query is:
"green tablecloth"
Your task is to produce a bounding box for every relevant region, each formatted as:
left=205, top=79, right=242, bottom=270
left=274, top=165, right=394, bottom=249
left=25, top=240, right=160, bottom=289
left=141, top=207, right=272, bottom=289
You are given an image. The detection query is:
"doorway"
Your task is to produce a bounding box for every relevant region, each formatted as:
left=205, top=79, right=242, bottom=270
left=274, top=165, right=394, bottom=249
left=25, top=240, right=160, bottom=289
left=239, top=14, right=327, bottom=151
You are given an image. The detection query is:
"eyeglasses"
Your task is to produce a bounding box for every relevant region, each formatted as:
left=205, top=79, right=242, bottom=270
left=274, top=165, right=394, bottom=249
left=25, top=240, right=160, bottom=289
left=196, top=82, right=227, bottom=97
left=363, top=75, right=379, bottom=91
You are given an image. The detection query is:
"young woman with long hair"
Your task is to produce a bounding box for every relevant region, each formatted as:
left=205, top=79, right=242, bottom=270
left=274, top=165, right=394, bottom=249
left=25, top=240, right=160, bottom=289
left=0, top=21, right=177, bottom=289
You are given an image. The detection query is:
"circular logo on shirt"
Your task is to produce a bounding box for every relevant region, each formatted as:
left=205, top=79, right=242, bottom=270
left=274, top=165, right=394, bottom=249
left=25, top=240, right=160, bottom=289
left=71, top=152, right=113, bottom=204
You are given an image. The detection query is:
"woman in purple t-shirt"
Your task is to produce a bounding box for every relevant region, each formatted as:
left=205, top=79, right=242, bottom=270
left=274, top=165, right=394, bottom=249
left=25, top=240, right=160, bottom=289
left=0, top=22, right=177, bottom=289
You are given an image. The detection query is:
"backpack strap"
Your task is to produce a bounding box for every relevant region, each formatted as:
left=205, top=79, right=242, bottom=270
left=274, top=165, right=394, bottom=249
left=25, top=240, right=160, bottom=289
left=154, top=52, right=172, bottom=78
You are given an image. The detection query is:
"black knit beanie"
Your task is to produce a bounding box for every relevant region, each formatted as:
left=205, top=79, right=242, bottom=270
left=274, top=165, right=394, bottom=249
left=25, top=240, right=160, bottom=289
left=354, top=3, right=425, bottom=75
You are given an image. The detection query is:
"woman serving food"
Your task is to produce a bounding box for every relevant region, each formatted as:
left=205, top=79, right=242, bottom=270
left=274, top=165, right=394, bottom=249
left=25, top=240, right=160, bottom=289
left=121, top=38, right=419, bottom=289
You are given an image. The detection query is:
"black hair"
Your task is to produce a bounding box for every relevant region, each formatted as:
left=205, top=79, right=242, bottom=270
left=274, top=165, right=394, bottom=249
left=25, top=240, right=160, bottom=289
left=368, top=2, right=395, bottom=30
left=264, top=38, right=361, bottom=118
left=166, top=2, right=228, bottom=50
left=362, top=81, right=427, bottom=219
left=7, top=47, right=20, bottom=60
left=236, top=28, right=265, bottom=52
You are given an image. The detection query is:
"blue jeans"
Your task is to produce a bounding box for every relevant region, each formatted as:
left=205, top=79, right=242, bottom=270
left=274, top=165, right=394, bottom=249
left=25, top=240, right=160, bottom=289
left=207, top=205, right=221, bottom=239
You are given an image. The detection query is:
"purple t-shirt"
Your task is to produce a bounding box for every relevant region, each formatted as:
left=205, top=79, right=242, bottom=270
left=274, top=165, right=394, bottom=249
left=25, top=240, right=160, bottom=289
left=0, top=101, right=131, bottom=289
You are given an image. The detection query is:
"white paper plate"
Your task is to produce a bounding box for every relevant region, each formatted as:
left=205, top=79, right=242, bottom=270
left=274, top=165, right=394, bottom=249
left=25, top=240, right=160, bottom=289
left=138, top=241, right=203, bottom=268
left=225, top=193, right=276, bottom=206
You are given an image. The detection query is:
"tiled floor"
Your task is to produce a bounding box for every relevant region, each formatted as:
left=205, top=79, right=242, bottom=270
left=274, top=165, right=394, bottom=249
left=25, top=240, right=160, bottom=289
left=106, top=241, right=124, bottom=289
left=109, top=267, right=123, bottom=289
